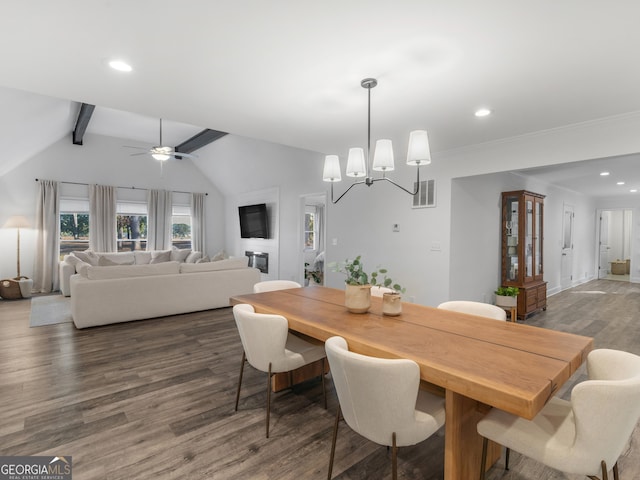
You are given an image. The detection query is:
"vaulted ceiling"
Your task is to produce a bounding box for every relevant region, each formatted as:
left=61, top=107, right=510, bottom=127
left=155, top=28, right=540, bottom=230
left=1, top=1, right=640, bottom=195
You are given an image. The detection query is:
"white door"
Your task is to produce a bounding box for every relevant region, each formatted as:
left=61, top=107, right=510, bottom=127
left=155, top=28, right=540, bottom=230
left=598, top=211, right=610, bottom=279
left=560, top=204, right=574, bottom=289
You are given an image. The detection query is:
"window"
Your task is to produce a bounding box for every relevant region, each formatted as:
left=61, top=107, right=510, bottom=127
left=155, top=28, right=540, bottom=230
left=117, top=202, right=147, bottom=252
left=172, top=205, right=191, bottom=249
left=59, top=198, right=90, bottom=259
left=304, top=208, right=316, bottom=250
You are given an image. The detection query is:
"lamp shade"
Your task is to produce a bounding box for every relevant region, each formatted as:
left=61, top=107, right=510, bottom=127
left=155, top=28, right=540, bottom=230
left=407, top=130, right=431, bottom=166
left=323, top=155, right=342, bottom=182
left=3, top=215, right=30, bottom=229
left=372, top=139, right=394, bottom=172
left=346, top=148, right=366, bottom=177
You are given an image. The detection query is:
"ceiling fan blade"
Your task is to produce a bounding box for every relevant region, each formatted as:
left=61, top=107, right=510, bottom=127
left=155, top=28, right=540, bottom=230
left=129, top=152, right=150, bottom=157
left=172, top=152, right=198, bottom=159
left=123, top=145, right=148, bottom=150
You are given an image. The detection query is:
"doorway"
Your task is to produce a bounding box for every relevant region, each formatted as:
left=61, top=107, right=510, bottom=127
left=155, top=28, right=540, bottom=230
left=560, top=204, right=574, bottom=290
left=299, top=193, right=327, bottom=286
left=597, top=209, right=632, bottom=282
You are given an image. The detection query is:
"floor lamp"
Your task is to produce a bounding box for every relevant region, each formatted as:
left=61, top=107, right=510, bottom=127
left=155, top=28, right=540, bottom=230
left=3, top=215, right=30, bottom=279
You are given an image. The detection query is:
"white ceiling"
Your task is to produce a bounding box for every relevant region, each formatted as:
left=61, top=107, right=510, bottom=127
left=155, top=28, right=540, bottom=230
left=1, top=1, right=640, bottom=194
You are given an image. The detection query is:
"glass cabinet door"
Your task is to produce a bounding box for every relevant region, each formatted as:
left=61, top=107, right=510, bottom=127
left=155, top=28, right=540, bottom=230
left=525, top=198, right=533, bottom=280
left=534, top=197, right=543, bottom=278
left=505, top=196, right=519, bottom=282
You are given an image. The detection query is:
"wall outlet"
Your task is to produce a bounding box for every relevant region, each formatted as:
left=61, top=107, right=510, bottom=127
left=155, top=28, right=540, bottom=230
left=392, top=223, right=399, bottom=232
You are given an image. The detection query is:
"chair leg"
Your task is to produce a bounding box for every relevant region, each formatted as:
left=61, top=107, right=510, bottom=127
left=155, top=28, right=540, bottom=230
left=479, top=437, right=488, bottom=480
left=391, top=432, right=398, bottom=480
left=601, top=460, right=609, bottom=480
left=588, top=460, right=610, bottom=480
left=613, top=461, right=619, bottom=480
left=505, top=447, right=510, bottom=470
left=328, top=405, right=341, bottom=480
left=234, top=351, right=246, bottom=411
left=266, top=362, right=272, bottom=438
left=321, top=357, right=327, bottom=409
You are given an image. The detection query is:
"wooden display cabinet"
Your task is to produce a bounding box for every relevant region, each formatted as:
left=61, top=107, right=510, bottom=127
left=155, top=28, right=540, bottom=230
left=501, top=190, right=547, bottom=320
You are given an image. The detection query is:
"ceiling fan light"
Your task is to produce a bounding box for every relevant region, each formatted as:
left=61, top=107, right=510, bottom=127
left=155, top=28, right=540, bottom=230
left=323, top=155, right=342, bottom=182
left=372, top=139, right=394, bottom=172
left=346, top=148, right=366, bottom=177
left=407, top=130, right=431, bottom=166
left=152, top=153, right=170, bottom=161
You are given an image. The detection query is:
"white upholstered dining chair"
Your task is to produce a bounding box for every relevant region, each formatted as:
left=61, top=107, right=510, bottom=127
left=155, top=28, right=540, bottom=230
left=477, top=348, right=640, bottom=480
left=232, top=303, right=327, bottom=438
left=325, top=336, right=446, bottom=480
left=437, top=300, right=507, bottom=321
left=253, top=280, right=302, bottom=293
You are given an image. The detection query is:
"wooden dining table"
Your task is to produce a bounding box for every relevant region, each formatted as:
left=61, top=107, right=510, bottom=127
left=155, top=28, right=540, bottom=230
left=230, top=286, right=593, bottom=480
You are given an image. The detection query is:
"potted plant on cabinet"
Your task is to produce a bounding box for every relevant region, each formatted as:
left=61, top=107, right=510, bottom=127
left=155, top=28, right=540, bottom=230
left=330, top=255, right=372, bottom=313
left=495, top=286, right=519, bottom=307
left=371, top=269, right=406, bottom=316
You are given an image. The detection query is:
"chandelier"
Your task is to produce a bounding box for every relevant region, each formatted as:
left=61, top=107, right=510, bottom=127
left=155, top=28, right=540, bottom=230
left=322, top=78, right=432, bottom=204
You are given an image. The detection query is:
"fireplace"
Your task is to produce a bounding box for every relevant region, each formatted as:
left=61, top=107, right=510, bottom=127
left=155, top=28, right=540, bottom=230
left=245, top=251, right=269, bottom=274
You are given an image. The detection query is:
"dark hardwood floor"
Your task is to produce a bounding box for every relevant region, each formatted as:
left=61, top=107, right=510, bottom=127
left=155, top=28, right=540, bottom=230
left=0, top=279, right=638, bottom=479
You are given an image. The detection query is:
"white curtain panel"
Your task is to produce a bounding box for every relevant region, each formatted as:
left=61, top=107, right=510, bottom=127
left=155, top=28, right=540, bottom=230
left=147, top=189, right=172, bottom=250
left=316, top=204, right=324, bottom=253
left=89, top=184, right=117, bottom=252
left=33, top=179, right=60, bottom=293
left=191, top=192, right=206, bottom=254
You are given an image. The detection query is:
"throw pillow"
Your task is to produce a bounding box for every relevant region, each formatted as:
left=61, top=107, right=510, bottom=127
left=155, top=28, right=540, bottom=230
left=98, top=256, right=135, bottom=267
left=150, top=250, right=171, bottom=264
left=73, top=250, right=99, bottom=266
left=196, top=255, right=210, bottom=263
left=185, top=251, right=202, bottom=263
left=134, top=251, right=152, bottom=265
left=211, top=250, right=228, bottom=261
left=180, top=257, right=248, bottom=273
left=170, top=247, right=191, bottom=263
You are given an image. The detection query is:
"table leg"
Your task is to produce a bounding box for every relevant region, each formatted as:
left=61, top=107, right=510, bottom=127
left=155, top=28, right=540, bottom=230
left=444, top=390, right=500, bottom=480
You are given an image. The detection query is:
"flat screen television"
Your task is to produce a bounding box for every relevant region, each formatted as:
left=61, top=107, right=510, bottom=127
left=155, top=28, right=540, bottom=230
left=238, top=203, right=269, bottom=239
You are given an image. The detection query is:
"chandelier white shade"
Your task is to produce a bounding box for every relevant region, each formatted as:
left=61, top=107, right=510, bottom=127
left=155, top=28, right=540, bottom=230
left=372, top=139, right=394, bottom=171
left=322, top=154, right=342, bottom=182
left=406, top=130, right=431, bottom=166
left=322, top=78, right=432, bottom=204
left=346, top=148, right=366, bottom=177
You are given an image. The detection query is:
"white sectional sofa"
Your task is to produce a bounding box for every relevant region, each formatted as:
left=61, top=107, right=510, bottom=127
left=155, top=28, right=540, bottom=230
left=66, top=254, right=261, bottom=328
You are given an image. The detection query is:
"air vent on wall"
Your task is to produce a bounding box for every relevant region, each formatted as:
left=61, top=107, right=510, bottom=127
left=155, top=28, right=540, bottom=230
left=412, top=179, right=436, bottom=208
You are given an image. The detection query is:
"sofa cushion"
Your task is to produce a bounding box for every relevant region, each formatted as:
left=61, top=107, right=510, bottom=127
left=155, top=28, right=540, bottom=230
left=86, top=261, right=181, bottom=280
left=185, top=251, right=202, bottom=263
left=76, top=261, right=91, bottom=277
left=72, top=250, right=99, bottom=266
left=98, top=253, right=135, bottom=266
left=134, top=251, right=152, bottom=264
left=171, top=247, right=191, bottom=263
left=150, top=250, right=172, bottom=264
left=180, top=256, right=248, bottom=273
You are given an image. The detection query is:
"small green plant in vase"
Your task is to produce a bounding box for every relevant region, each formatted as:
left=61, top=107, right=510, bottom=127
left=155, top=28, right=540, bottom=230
left=371, top=268, right=406, bottom=316
left=330, top=255, right=372, bottom=313
left=495, top=286, right=519, bottom=307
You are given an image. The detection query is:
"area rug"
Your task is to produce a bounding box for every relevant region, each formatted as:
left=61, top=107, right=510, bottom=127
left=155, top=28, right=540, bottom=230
left=29, top=295, right=73, bottom=327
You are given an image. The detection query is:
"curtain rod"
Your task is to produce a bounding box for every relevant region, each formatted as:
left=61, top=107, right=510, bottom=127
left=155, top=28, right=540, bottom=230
left=35, top=179, right=207, bottom=196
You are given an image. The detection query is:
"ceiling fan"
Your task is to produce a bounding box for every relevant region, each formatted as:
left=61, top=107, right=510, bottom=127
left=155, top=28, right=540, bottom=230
left=124, top=118, right=198, bottom=161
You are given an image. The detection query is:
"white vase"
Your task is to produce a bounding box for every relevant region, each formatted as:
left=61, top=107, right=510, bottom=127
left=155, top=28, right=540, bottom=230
left=382, top=292, right=402, bottom=316
left=495, top=294, right=517, bottom=307
left=345, top=284, right=371, bottom=313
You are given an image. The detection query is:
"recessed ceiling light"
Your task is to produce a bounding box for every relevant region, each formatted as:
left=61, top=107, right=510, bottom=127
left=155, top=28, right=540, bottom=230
left=617, top=181, right=625, bottom=185
left=108, top=60, right=132, bottom=72
left=475, top=108, right=491, bottom=117
left=631, top=189, right=638, bottom=193
left=600, top=171, right=610, bottom=176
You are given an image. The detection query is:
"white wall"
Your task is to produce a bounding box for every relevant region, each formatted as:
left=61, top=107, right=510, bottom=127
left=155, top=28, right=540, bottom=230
left=450, top=172, right=598, bottom=305
left=0, top=133, right=224, bottom=280
left=193, top=134, right=326, bottom=284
